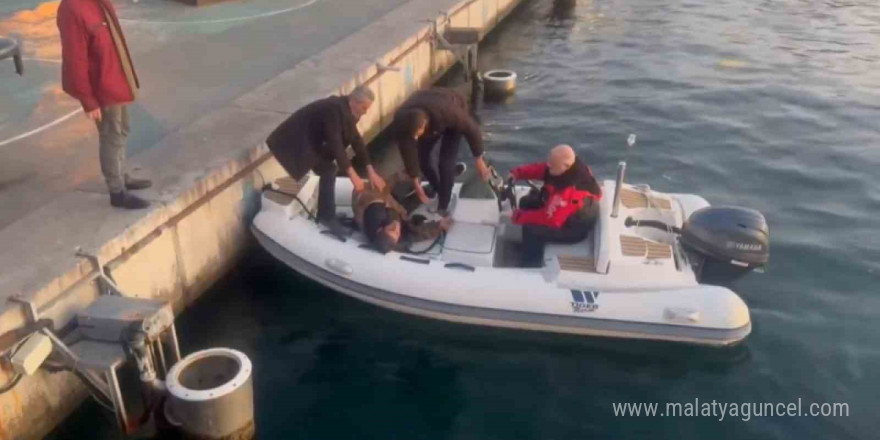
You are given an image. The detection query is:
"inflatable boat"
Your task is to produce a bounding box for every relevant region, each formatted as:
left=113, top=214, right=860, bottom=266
left=252, top=161, right=769, bottom=346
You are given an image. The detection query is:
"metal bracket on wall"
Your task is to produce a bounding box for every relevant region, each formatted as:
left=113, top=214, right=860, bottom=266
left=75, top=247, right=124, bottom=297
left=376, top=60, right=401, bottom=74
left=431, top=26, right=480, bottom=81
left=0, top=37, right=23, bottom=75
left=5, top=296, right=117, bottom=409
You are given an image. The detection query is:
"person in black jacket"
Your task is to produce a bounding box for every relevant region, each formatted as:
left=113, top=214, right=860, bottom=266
left=266, top=86, right=385, bottom=234
left=392, top=88, right=490, bottom=215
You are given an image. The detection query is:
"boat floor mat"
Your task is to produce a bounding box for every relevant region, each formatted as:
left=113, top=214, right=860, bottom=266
left=620, top=235, right=673, bottom=259
left=620, top=188, right=672, bottom=210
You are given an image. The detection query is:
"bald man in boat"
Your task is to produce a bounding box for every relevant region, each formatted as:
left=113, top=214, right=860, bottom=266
left=508, top=144, right=602, bottom=267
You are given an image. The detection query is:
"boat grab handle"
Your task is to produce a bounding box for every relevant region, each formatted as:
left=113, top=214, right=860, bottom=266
left=400, top=256, right=430, bottom=265
left=325, top=258, right=353, bottom=276
left=320, top=230, right=347, bottom=243
left=444, top=263, right=475, bottom=272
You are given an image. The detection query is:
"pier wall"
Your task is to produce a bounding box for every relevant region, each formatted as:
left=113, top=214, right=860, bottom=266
left=0, top=0, right=524, bottom=438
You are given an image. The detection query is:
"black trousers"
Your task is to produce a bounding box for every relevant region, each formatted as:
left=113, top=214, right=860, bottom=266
left=418, top=130, right=462, bottom=211
left=271, top=144, right=338, bottom=222
left=518, top=192, right=590, bottom=266
left=312, top=159, right=338, bottom=222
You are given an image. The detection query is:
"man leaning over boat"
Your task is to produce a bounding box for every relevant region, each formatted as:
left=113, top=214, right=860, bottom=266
left=391, top=88, right=491, bottom=216
left=265, top=86, right=386, bottom=238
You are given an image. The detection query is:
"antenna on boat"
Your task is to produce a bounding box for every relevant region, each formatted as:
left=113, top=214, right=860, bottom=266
left=625, top=133, right=636, bottom=160
left=611, top=133, right=636, bottom=218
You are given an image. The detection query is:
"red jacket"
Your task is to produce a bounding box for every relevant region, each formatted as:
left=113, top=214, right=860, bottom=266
left=511, top=158, right=602, bottom=228
left=57, top=0, right=138, bottom=111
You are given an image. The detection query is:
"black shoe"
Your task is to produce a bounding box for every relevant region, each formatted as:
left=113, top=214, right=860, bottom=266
left=125, top=177, right=152, bottom=190
left=110, top=191, right=150, bottom=209
left=319, top=216, right=351, bottom=240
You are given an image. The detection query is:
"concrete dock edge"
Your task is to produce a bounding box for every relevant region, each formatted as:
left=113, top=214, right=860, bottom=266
left=0, top=0, right=524, bottom=438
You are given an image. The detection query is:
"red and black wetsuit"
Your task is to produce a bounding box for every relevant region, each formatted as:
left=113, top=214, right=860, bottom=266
left=510, top=157, right=602, bottom=266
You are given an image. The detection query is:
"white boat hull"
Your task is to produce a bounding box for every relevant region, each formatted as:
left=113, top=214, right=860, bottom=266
left=252, top=175, right=752, bottom=346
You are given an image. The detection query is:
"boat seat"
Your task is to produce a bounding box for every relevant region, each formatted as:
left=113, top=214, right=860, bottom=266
left=620, top=235, right=672, bottom=259
left=620, top=188, right=672, bottom=210
left=274, top=176, right=307, bottom=196
left=264, top=190, right=294, bottom=206
left=263, top=176, right=307, bottom=206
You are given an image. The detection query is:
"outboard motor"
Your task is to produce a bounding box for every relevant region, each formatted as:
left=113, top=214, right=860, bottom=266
left=680, top=206, right=769, bottom=284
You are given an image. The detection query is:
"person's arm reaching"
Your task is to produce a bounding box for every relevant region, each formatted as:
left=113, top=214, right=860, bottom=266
left=349, top=121, right=386, bottom=191
left=396, top=135, right=431, bottom=204
left=398, top=137, right=421, bottom=180
left=324, top=112, right=364, bottom=192
left=583, top=166, right=602, bottom=199
left=457, top=109, right=490, bottom=181
left=57, top=7, right=100, bottom=118
left=413, top=176, right=430, bottom=205
left=510, top=162, right=547, bottom=181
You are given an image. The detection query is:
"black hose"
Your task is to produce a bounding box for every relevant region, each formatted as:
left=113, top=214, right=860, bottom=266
left=0, top=319, right=54, bottom=354
left=293, top=194, right=317, bottom=222
left=261, top=182, right=316, bottom=221
left=624, top=217, right=681, bottom=234
left=403, top=232, right=445, bottom=255
left=0, top=371, right=22, bottom=394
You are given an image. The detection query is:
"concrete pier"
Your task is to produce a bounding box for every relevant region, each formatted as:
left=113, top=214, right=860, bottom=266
left=0, top=0, right=524, bottom=438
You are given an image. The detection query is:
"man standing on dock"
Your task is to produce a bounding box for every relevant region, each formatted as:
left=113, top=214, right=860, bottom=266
left=266, top=86, right=386, bottom=236
left=57, top=0, right=151, bottom=209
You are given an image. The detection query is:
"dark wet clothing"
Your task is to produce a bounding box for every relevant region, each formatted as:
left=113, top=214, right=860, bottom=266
left=353, top=173, right=444, bottom=251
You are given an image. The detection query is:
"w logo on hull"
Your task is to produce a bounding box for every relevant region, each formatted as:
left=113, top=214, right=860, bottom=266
left=570, top=290, right=600, bottom=313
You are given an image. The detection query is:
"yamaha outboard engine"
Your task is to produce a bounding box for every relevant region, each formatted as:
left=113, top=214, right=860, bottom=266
left=681, top=206, right=769, bottom=284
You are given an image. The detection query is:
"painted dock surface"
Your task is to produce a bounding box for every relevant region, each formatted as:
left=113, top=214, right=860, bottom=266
left=0, top=0, right=409, bottom=230
left=0, top=0, right=523, bottom=438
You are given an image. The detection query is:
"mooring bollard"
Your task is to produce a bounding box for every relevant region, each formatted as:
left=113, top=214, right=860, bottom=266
left=483, top=69, right=517, bottom=100
left=164, top=348, right=255, bottom=440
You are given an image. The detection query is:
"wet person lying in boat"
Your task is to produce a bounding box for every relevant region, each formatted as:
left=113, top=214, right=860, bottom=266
left=391, top=88, right=491, bottom=216
left=508, top=144, right=602, bottom=267
left=353, top=173, right=453, bottom=253
left=265, top=86, right=385, bottom=238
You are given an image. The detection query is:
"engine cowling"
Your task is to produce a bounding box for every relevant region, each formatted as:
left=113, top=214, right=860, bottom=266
left=681, top=206, right=769, bottom=283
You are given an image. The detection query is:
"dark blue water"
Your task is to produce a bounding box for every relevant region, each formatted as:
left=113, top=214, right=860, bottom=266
left=51, top=0, right=879, bottom=438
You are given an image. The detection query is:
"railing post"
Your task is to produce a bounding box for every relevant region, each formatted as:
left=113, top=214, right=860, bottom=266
left=610, top=161, right=626, bottom=218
